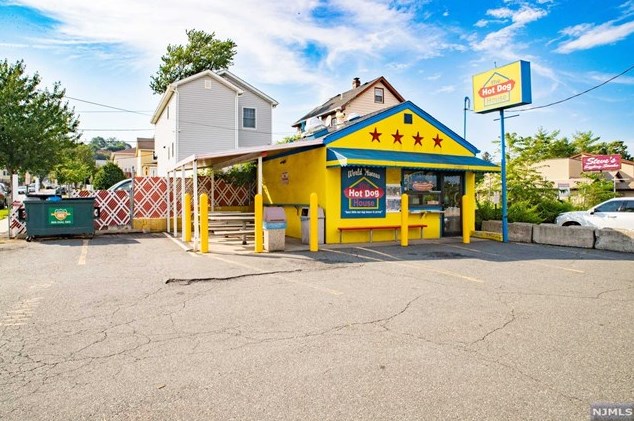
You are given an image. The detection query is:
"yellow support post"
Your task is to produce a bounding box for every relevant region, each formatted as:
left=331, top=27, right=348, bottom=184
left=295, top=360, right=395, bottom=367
left=401, top=193, right=409, bottom=247
left=254, top=193, right=263, bottom=253
left=183, top=193, right=192, bottom=242
left=200, top=193, right=209, bottom=253
left=462, top=194, right=471, bottom=244
left=309, top=192, right=318, bottom=252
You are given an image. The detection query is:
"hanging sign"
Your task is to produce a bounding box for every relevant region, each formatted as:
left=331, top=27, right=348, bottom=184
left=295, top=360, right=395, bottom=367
left=341, top=167, right=386, bottom=218
left=582, top=155, right=621, bottom=171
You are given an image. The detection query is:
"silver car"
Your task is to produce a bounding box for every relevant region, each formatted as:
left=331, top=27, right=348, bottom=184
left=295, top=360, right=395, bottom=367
left=555, top=198, right=634, bottom=230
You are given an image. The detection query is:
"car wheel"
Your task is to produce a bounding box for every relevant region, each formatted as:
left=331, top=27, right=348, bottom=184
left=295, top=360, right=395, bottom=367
left=562, top=222, right=581, bottom=226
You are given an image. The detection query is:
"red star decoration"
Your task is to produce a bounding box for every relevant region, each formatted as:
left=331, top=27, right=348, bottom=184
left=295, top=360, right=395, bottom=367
left=412, top=132, right=423, bottom=146
left=369, top=127, right=382, bottom=142
left=433, top=134, right=443, bottom=148
left=392, top=129, right=403, bottom=144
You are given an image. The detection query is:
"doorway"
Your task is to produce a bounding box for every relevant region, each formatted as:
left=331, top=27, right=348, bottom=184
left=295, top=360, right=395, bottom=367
left=441, top=174, right=463, bottom=236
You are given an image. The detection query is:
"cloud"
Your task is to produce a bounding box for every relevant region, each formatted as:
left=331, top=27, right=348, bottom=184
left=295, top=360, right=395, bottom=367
left=471, top=5, right=548, bottom=51
left=474, top=19, right=488, bottom=28
left=7, top=0, right=464, bottom=90
left=433, top=85, right=456, bottom=94
left=588, top=71, right=634, bottom=85
left=556, top=20, right=634, bottom=53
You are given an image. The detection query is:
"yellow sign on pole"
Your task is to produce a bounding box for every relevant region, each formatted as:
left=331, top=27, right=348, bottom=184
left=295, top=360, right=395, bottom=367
left=472, top=60, right=532, bottom=114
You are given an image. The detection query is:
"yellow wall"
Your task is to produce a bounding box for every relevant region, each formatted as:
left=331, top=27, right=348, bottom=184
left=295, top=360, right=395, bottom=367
left=262, top=147, right=327, bottom=238
left=328, top=110, right=473, bottom=157
left=323, top=166, right=441, bottom=243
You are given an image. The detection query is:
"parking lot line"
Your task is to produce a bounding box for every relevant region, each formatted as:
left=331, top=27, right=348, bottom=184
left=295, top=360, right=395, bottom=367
left=77, top=239, right=89, bottom=265
left=448, top=244, right=585, bottom=274
left=323, top=247, right=484, bottom=283
left=203, top=253, right=344, bottom=296
left=163, top=232, right=198, bottom=256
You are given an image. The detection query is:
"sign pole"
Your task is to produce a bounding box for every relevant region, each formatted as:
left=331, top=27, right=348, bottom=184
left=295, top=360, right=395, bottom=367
left=500, top=109, right=508, bottom=243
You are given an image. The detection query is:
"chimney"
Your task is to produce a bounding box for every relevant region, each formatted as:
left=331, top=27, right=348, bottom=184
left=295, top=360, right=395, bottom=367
left=352, top=77, right=360, bottom=89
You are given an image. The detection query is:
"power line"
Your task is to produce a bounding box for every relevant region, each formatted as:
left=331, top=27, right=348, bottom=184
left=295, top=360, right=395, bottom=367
left=65, top=96, right=152, bottom=116
left=515, top=63, right=634, bottom=112
left=66, top=95, right=296, bottom=137
left=79, top=128, right=153, bottom=132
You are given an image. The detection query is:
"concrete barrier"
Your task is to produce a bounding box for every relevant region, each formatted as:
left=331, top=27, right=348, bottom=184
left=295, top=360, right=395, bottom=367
left=481, top=220, right=533, bottom=243
left=594, top=228, right=634, bottom=253
left=533, top=224, right=595, bottom=248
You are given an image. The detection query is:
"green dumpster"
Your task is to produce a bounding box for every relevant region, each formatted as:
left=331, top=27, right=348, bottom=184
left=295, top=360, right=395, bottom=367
left=19, top=195, right=100, bottom=241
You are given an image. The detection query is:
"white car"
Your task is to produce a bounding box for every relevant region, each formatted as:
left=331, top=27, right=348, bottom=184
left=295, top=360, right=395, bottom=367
left=555, top=198, right=634, bottom=230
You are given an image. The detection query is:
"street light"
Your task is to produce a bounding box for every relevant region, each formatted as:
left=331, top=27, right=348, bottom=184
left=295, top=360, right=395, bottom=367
left=463, top=96, right=471, bottom=140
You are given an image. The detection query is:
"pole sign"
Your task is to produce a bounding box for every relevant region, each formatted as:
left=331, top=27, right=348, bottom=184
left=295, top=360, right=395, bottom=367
left=582, top=154, right=621, bottom=171
left=341, top=166, right=386, bottom=218
left=472, top=60, right=532, bottom=114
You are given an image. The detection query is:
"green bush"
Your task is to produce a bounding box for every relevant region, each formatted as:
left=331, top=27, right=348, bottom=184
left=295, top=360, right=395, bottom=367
left=536, top=199, right=575, bottom=223
left=475, top=201, right=502, bottom=230
left=215, top=163, right=256, bottom=186
left=507, top=201, right=542, bottom=224
left=93, top=162, right=125, bottom=190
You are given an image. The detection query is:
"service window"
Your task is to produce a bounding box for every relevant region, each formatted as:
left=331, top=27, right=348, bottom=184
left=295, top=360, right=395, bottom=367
left=403, top=170, right=440, bottom=208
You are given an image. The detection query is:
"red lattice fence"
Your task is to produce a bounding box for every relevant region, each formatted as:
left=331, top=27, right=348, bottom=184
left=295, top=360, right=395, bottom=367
left=9, top=176, right=255, bottom=237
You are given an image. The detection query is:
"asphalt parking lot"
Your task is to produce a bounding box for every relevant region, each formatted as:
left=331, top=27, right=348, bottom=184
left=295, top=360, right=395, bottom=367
left=0, top=234, right=633, bottom=420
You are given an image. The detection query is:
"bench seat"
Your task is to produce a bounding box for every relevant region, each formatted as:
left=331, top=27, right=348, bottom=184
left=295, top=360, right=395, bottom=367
left=338, top=224, right=427, bottom=243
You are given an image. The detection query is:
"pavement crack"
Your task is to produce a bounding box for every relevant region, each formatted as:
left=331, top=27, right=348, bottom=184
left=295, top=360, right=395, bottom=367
left=470, top=309, right=516, bottom=346
left=165, top=269, right=303, bottom=285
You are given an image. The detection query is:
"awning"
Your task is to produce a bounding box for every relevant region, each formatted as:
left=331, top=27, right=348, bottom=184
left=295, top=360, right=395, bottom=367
left=170, top=138, right=325, bottom=172
left=326, top=148, right=500, bottom=172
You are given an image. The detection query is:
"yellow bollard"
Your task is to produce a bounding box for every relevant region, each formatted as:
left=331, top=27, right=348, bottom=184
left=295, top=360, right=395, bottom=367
left=183, top=193, right=192, bottom=242
left=401, top=193, right=409, bottom=247
left=254, top=194, right=263, bottom=253
left=462, top=194, right=471, bottom=244
left=309, top=193, right=318, bottom=252
left=200, top=193, right=209, bottom=253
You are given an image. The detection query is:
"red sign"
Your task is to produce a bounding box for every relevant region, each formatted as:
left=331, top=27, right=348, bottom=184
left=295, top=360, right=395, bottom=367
left=582, top=155, right=622, bottom=171
left=478, top=80, right=515, bottom=98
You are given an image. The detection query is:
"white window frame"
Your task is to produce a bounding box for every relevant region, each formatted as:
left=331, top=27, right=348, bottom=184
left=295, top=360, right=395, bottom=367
left=374, top=87, right=384, bottom=104
left=242, top=107, right=257, bottom=130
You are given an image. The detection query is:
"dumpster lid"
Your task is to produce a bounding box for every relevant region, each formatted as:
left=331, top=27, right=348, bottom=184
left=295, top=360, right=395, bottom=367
left=264, top=206, right=286, bottom=222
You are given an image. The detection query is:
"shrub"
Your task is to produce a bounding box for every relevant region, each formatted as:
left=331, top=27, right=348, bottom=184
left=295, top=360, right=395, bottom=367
left=475, top=201, right=502, bottom=230
left=508, top=201, right=542, bottom=224
left=536, top=199, right=575, bottom=223
left=93, top=162, right=125, bottom=190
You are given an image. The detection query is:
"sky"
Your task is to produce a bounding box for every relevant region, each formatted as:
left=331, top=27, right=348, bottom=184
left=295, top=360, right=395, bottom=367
left=1, top=0, right=634, bottom=159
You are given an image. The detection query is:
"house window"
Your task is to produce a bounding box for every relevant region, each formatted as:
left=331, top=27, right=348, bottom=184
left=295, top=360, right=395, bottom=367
left=374, top=87, right=384, bottom=104
left=404, top=113, right=413, bottom=124
left=243, top=107, right=256, bottom=129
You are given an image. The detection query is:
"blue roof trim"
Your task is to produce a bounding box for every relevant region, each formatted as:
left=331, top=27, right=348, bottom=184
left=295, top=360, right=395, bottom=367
left=326, top=148, right=499, bottom=169
left=323, top=101, right=480, bottom=154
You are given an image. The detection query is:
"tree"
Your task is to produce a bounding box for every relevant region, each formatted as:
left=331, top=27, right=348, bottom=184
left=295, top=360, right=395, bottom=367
left=93, top=162, right=125, bottom=190
left=0, top=59, right=80, bottom=177
left=88, top=136, right=131, bottom=153
left=52, top=144, right=96, bottom=186
left=150, top=29, right=237, bottom=95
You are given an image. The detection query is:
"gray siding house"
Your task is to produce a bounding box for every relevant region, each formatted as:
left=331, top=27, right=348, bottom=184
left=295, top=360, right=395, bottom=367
left=151, top=70, right=278, bottom=176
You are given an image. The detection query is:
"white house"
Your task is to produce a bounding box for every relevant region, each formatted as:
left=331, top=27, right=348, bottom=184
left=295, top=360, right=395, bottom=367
left=150, top=70, right=278, bottom=176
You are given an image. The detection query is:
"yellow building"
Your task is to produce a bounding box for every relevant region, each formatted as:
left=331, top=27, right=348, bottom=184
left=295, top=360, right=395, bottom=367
left=263, top=101, right=499, bottom=244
